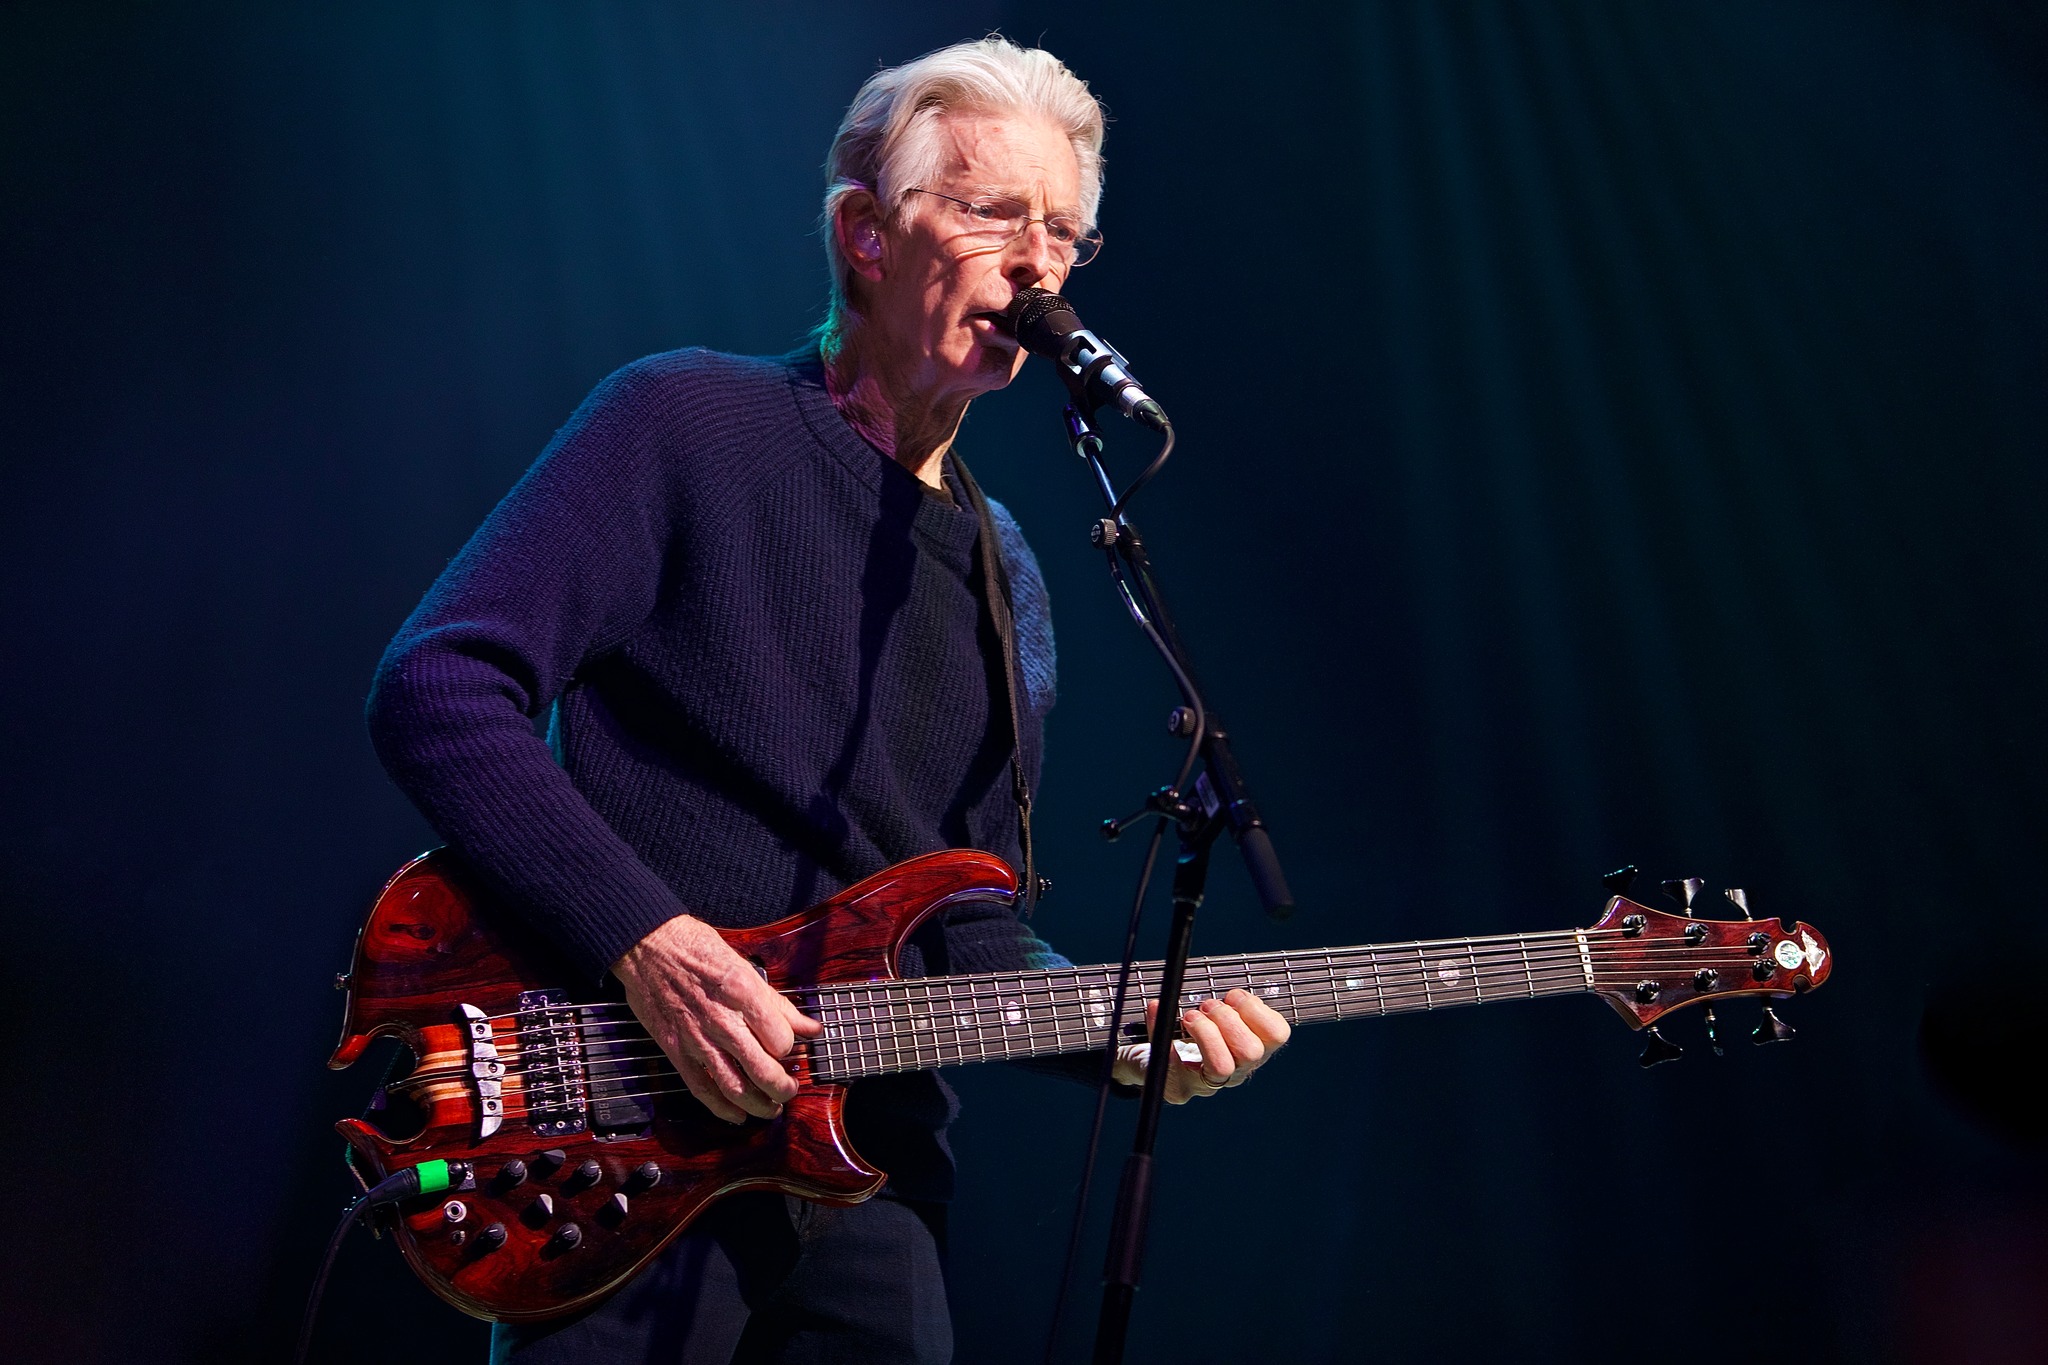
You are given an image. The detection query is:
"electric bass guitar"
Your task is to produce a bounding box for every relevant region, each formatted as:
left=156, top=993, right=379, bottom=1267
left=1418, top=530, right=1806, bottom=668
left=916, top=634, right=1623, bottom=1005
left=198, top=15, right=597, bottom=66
left=329, top=848, right=1831, bottom=1322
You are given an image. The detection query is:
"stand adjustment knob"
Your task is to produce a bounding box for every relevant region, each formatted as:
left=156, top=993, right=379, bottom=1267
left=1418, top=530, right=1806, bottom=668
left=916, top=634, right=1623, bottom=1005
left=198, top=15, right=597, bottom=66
left=1638, top=1027, right=1683, bottom=1067
left=1753, top=1005, right=1796, bottom=1044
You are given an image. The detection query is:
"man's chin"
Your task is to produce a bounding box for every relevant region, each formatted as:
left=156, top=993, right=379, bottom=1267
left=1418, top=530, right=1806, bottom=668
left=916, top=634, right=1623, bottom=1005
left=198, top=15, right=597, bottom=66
left=962, top=341, right=1023, bottom=389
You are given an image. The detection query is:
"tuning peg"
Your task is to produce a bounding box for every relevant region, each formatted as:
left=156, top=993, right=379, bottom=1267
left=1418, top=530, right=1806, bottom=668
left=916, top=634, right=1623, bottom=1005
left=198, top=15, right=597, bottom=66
left=1704, top=1006, right=1725, bottom=1056
left=1752, top=1005, right=1796, bottom=1045
left=1660, top=877, right=1705, bottom=914
left=1638, top=1027, right=1684, bottom=1067
left=1601, top=865, right=1639, bottom=895
left=1723, top=888, right=1752, bottom=919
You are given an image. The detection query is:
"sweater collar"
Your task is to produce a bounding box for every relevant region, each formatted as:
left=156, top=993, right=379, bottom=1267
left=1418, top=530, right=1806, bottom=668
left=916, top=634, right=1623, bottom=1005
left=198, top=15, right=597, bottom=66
left=782, top=346, right=982, bottom=566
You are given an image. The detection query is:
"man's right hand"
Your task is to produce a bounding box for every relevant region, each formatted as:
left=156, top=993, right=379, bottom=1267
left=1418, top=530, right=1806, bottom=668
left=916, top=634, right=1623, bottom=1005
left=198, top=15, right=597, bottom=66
left=612, top=914, right=824, bottom=1124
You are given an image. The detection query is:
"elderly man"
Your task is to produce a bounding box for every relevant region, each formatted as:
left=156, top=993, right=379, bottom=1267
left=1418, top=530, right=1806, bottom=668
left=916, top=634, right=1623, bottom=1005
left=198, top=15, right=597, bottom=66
left=368, top=36, right=1287, bottom=1364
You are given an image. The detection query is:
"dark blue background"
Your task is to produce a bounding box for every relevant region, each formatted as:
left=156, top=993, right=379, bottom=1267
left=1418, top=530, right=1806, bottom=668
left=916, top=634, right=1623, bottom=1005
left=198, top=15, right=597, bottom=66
left=4, top=3, right=2043, bottom=1362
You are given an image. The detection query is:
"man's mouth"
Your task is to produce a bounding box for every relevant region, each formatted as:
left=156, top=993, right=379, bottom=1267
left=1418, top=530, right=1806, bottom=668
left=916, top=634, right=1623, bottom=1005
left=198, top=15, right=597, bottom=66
left=969, top=311, right=1018, bottom=345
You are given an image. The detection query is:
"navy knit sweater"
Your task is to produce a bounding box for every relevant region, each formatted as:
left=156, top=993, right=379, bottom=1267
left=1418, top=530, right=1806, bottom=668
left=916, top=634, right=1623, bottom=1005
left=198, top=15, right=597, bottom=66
left=366, top=346, right=1067, bottom=1198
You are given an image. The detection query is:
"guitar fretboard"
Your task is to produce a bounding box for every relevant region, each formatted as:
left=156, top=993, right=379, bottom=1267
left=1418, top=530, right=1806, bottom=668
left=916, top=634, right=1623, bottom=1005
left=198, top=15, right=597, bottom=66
left=806, top=930, right=1594, bottom=1082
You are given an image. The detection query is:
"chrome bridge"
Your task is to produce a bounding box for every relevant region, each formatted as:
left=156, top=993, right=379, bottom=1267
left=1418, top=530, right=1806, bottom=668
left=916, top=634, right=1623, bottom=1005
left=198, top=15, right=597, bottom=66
left=512, top=989, right=589, bottom=1139
left=456, top=991, right=665, bottom=1140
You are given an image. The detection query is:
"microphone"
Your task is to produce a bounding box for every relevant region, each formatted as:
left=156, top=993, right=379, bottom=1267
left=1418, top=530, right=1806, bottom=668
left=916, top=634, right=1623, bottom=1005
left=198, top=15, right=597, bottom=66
left=1002, top=287, right=1169, bottom=431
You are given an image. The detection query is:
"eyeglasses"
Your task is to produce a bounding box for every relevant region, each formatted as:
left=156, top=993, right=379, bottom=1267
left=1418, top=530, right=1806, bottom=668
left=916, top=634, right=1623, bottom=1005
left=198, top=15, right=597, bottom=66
left=902, top=188, right=1103, bottom=269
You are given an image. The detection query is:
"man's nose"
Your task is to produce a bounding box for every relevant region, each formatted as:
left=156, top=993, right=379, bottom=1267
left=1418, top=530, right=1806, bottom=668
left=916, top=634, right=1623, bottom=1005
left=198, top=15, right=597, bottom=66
left=1005, top=222, right=1063, bottom=289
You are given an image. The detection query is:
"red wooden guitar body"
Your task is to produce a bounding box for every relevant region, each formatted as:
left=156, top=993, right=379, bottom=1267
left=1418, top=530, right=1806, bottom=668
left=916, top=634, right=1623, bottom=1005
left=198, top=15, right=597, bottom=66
left=330, top=847, right=1015, bottom=1323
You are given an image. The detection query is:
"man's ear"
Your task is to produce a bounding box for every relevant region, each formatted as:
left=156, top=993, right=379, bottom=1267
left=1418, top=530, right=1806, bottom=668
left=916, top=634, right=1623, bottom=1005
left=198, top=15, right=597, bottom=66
left=835, top=190, right=886, bottom=283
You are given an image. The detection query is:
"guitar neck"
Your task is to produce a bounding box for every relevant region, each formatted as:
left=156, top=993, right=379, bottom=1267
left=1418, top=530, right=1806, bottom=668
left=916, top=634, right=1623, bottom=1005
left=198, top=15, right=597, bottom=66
left=807, top=929, right=1595, bottom=1083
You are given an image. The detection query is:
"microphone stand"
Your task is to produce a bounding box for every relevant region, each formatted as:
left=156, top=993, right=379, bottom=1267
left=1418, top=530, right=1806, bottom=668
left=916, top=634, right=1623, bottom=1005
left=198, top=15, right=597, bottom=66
left=1056, top=403, right=1294, bottom=1365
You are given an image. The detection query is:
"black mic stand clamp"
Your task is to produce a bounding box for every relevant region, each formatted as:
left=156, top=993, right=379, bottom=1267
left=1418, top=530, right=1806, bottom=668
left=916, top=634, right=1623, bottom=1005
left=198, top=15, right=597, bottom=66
left=1054, top=402, right=1295, bottom=1365
left=1093, top=793, right=1227, bottom=1365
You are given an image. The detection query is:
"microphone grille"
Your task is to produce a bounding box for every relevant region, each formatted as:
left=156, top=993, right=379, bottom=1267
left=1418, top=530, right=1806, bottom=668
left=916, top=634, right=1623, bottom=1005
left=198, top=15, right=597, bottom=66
left=1005, top=288, right=1080, bottom=356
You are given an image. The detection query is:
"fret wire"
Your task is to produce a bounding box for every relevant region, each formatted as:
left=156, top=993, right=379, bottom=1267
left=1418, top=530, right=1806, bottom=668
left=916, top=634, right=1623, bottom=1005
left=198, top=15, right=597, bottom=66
left=874, top=988, right=893, bottom=1076
left=958, top=977, right=979, bottom=1064
left=1323, top=949, right=1343, bottom=1022
left=1467, top=937, right=1485, bottom=1005
left=844, top=989, right=863, bottom=1079
left=840, top=989, right=860, bottom=1080
left=876, top=987, right=896, bottom=1075
left=904, top=982, right=920, bottom=1069
left=840, top=988, right=858, bottom=1079
left=966, top=976, right=989, bottom=1063
left=903, top=983, right=920, bottom=1070
left=997, top=973, right=1020, bottom=1059
left=852, top=989, right=873, bottom=1078
left=920, top=979, right=940, bottom=1067
left=1048, top=970, right=1067, bottom=1057
left=934, top=977, right=955, bottom=1065
left=1014, top=974, right=1032, bottom=1059
left=817, top=994, right=838, bottom=1081
left=935, top=977, right=956, bottom=1064
left=981, top=976, right=1001, bottom=1061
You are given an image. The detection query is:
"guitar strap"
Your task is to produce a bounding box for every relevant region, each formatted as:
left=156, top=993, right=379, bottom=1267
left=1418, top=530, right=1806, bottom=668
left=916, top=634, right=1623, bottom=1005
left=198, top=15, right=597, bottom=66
left=947, top=452, right=1038, bottom=912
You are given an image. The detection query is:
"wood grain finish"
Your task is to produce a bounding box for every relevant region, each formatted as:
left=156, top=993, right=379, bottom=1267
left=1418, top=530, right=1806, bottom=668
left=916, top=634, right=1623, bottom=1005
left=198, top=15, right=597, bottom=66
left=329, top=848, right=1015, bottom=1323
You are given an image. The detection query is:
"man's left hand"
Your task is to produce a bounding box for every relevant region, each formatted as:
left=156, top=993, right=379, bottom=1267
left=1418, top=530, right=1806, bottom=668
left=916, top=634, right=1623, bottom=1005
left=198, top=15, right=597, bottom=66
left=1111, top=988, right=1292, bottom=1103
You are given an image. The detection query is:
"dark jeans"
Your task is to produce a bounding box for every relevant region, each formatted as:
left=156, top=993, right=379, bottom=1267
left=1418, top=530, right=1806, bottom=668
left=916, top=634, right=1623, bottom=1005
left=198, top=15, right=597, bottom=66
left=489, top=1191, right=952, bottom=1365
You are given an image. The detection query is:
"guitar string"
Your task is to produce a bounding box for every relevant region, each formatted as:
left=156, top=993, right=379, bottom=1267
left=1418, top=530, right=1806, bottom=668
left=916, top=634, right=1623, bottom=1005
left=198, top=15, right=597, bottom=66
left=461, top=921, right=1794, bottom=1026
left=492, top=960, right=1610, bottom=1101
left=488, top=956, right=1774, bottom=1104
left=494, top=951, right=1603, bottom=1074
left=471, top=930, right=1790, bottom=1082
left=400, top=950, right=1639, bottom=1098
left=470, top=936, right=1783, bottom=1035
left=493, top=959, right=1766, bottom=1062
left=501, top=949, right=1779, bottom=1053
left=484, top=947, right=1777, bottom=1084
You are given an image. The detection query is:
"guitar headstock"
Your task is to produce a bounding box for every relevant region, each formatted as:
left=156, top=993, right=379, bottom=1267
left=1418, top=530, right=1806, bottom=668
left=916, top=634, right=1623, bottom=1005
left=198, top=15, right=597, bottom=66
left=1585, top=869, right=1831, bottom=1064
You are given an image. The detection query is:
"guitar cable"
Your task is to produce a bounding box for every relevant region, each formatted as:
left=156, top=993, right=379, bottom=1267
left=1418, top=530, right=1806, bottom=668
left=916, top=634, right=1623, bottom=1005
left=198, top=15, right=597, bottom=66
left=292, top=1159, right=469, bottom=1365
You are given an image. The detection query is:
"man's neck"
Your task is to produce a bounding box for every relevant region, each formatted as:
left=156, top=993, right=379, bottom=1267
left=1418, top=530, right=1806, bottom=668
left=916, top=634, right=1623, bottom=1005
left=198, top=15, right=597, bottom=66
left=823, top=337, right=968, bottom=489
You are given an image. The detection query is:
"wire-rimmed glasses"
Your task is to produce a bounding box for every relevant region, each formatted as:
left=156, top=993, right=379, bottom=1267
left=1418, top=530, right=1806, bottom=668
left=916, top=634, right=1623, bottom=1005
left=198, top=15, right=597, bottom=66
left=902, top=188, right=1103, bottom=269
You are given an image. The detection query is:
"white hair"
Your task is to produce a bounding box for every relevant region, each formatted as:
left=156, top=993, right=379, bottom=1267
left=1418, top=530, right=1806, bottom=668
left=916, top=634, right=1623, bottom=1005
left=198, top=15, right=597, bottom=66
left=816, top=36, right=1107, bottom=349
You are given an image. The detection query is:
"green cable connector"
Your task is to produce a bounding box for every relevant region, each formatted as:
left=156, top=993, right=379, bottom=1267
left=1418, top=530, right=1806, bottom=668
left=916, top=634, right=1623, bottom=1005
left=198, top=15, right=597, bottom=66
left=414, top=1159, right=453, bottom=1195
